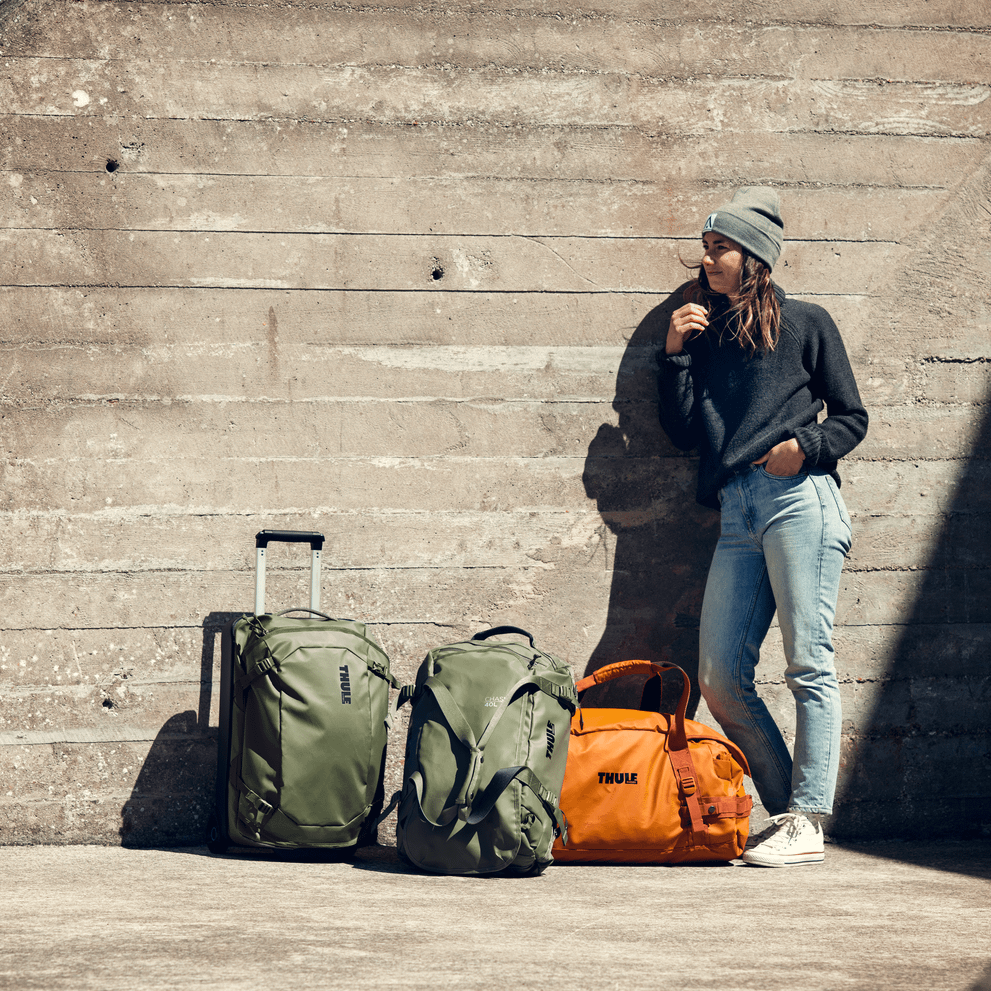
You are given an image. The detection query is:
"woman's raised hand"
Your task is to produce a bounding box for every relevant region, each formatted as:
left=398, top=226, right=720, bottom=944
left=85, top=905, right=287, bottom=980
left=666, top=303, right=709, bottom=355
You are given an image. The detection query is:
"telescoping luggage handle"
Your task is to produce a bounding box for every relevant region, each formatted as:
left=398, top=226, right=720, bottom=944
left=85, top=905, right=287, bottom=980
left=254, top=530, right=325, bottom=616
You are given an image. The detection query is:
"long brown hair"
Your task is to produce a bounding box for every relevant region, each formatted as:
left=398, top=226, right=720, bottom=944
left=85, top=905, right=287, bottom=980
left=683, top=252, right=781, bottom=353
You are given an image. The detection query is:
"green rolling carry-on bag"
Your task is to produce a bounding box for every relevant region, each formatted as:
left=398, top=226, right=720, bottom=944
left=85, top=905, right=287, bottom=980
left=207, top=530, right=399, bottom=854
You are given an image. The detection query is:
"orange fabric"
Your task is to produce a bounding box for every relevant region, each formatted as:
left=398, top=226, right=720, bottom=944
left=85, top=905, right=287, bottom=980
left=553, top=661, right=753, bottom=864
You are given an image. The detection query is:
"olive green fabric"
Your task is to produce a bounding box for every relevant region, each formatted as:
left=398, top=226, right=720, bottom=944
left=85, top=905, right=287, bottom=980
left=396, top=628, right=578, bottom=875
left=227, top=613, right=396, bottom=850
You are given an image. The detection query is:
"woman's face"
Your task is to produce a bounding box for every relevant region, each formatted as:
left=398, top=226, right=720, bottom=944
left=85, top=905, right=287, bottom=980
left=701, top=233, right=744, bottom=298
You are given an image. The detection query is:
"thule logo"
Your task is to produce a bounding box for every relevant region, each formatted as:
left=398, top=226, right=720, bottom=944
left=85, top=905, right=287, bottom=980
left=545, top=721, right=555, bottom=759
left=598, top=772, right=639, bottom=784
left=339, top=665, right=352, bottom=704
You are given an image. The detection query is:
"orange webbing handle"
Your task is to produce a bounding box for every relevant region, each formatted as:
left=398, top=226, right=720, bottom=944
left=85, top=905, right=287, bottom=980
left=576, top=660, right=691, bottom=733
left=574, top=658, right=661, bottom=692
left=577, top=660, right=706, bottom=837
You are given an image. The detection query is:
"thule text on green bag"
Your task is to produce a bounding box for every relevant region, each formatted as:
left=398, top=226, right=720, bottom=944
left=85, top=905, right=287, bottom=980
left=396, top=627, right=577, bottom=875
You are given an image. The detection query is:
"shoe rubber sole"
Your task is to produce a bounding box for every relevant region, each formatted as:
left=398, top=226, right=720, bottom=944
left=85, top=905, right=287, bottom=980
left=741, top=850, right=825, bottom=868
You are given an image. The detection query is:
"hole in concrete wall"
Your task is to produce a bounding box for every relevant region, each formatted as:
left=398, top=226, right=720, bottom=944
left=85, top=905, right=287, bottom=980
left=102, top=698, right=114, bottom=708
left=431, top=266, right=444, bottom=281
left=106, top=159, right=120, bottom=173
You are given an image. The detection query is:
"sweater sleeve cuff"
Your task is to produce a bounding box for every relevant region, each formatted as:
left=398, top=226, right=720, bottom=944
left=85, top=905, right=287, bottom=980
left=794, top=425, right=823, bottom=466
left=658, top=352, right=692, bottom=369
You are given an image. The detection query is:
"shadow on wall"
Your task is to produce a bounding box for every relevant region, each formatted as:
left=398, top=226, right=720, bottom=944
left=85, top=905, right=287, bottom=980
left=119, top=613, right=237, bottom=847
left=831, top=399, right=991, bottom=843
left=581, top=287, right=718, bottom=712
left=0, top=0, right=30, bottom=28
left=970, top=960, right=991, bottom=991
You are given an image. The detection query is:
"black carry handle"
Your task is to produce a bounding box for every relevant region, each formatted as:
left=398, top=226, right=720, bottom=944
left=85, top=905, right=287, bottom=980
left=471, top=626, right=536, bottom=648
left=276, top=608, right=336, bottom=621
left=256, top=530, right=325, bottom=551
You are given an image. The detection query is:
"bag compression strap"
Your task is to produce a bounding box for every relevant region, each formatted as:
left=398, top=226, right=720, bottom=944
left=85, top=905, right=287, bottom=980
left=403, top=764, right=569, bottom=845
left=406, top=671, right=575, bottom=828
left=667, top=745, right=706, bottom=837
left=233, top=634, right=401, bottom=695
left=462, top=764, right=570, bottom=845
left=234, top=650, right=278, bottom=695
left=697, top=795, right=754, bottom=818
left=407, top=679, right=484, bottom=827
left=235, top=778, right=276, bottom=839
left=229, top=751, right=277, bottom=839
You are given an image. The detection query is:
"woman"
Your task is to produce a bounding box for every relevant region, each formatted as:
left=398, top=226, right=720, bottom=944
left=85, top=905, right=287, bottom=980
left=657, top=188, right=868, bottom=866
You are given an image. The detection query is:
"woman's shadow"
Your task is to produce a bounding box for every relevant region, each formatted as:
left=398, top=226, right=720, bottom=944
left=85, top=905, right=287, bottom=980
left=580, top=285, right=719, bottom=715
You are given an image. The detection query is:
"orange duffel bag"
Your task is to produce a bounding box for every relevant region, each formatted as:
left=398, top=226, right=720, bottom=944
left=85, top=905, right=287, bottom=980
left=553, top=660, right=753, bottom=864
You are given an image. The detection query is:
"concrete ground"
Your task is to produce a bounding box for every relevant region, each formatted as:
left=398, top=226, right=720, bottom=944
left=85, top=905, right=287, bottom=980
left=2, top=842, right=989, bottom=991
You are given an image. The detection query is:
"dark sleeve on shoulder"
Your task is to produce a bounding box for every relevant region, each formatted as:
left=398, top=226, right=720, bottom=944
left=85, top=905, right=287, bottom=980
left=791, top=308, right=869, bottom=466
left=656, top=350, right=700, bottom=451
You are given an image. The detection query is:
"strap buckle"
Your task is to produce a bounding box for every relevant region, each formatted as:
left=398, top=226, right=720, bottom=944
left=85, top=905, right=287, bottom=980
left=675, top=766, right=697, bottom=796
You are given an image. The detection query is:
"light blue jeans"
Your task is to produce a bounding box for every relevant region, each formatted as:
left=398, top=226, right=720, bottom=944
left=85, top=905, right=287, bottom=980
left=698, top=465, right=852, bottom=816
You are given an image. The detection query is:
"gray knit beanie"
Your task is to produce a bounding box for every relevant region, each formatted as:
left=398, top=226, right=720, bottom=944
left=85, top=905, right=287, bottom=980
left=701, top=187, right=784, bottom=271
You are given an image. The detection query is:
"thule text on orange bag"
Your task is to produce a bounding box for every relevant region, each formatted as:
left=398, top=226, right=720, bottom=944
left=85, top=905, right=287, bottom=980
left=552, top=660, right=752, bottom=864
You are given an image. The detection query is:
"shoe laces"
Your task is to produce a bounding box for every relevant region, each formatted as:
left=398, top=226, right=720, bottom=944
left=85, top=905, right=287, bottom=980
left=749, top=812, right=815, bottom=849
left=770, top=812, right=815, bottom=844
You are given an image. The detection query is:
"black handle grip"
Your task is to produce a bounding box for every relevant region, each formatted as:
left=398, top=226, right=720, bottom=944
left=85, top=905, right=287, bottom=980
left=255, top=530, right=325, bottom=551
left=471, top=626, right=535, bottom=647
left=276, top=609, right=336, bottom=621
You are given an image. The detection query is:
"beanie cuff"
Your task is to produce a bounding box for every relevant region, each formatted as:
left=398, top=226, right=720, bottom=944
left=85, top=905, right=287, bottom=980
left=702, top=187, right=784, bottom=271
left=703, top=212, right=780, bottom=271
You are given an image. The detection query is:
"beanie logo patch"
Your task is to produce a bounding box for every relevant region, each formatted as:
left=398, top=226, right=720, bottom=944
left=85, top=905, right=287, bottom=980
left=702, top=212, right=718, bottom=233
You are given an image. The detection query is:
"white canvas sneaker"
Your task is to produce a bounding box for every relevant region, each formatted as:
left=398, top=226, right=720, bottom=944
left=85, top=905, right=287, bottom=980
left=741, top=812, right=825, bottom=867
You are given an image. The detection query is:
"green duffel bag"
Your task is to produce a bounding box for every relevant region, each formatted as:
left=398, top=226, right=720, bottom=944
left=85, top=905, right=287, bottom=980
left=396, top=626, right=578, bottom=875
left=221, top=610, right=399, bottom=852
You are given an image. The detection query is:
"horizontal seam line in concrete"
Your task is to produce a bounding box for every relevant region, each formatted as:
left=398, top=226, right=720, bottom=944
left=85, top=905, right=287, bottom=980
left=0, top=285, right=878, bottom=295
left=0, top=619, right=978, bottom=629
left=4, top=677, right=220, bottom=687
left=0, top=171, right=962, bottom=191
left=9, top=51, right=991, bottom=79
left=12, top=1, right=990, bottom=32
left=0, top=508, right=981, bottom=519
left=0, top=729, right=207, bottom=745
left=0, top=289, right=873, bottom=301
left=0, top=454, right=635, bottom=463
left=1, top=228, right=904, bottom=243
left=2, top=565, right=548, bottom=575
left=4, top=108, right=987, bottom=129
left=0, top=556, right=984, bottom=569
left=3, top=110, right=987, bottom=139
left=0, top=620, right=465, bottom=633
left=8, top=459, right=984, bottom=469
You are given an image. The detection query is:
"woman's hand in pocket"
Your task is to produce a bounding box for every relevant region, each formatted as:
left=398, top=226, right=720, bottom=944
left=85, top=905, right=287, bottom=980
left=753, top=438, right=806, bottom=476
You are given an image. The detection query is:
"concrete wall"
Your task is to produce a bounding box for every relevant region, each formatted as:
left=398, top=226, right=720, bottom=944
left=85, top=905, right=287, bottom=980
left=0, top=0, right=988, bottom=845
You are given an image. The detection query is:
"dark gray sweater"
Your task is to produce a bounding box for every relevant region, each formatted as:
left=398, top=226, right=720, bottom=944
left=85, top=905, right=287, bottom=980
left=657, top=286, right=869, bottom=509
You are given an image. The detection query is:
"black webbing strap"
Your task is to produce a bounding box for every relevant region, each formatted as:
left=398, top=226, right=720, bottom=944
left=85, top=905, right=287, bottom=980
left=462, top=764, right=569, bottom=845
left=233, top=652, right=277, bottom=694
left=399, top=671, right=572, bottom=828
